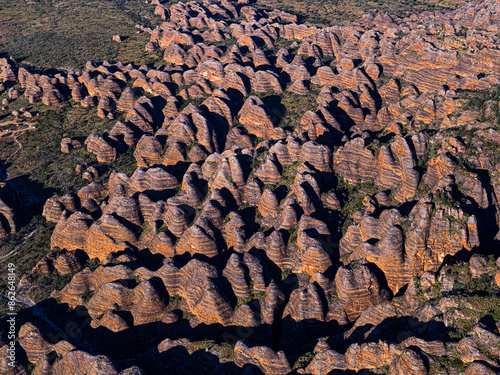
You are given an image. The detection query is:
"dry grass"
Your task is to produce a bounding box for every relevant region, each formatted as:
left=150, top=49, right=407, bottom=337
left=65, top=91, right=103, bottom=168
left=0, top=0, right=163, bottom=69
left=255, top=0, right=466, bottom=25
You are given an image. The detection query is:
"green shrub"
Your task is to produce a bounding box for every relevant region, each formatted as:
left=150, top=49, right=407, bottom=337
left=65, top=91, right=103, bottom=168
left=156, top=222, right=169, bottom=235
left=429, top=355, right=466, bottom=372
left=293, top=352, right=315, bottom=369
left=139, top=221, right=151, bottom=236
left=28, top=270, right=73, bottom=303
left=85, top=258, right=100, bottom=271
left=0, top=0, right=163, bottom=69
left=236, top=296, right=254, bottom=308
left=168, top=295, right=182, bottom=307
left=80, top=290, right=94, bottom=302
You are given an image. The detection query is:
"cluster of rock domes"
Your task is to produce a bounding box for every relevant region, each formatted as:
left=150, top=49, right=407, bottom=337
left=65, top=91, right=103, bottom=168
left=4, top=248, right=500, bottom=374
left=2, top=0, right=500, bottom=373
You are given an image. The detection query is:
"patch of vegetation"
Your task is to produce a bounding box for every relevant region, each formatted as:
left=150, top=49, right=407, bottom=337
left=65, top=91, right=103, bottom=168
left=254, top=291, right=266, bottom=300
left=212, top=37, right=237, bottom=49
left=131, top=275, right=141, bottom=285
left=415, top=181, right=431, bottom=197
left=456, top=26, right=468, bottom=38
left=189, top=340, right=235, bottom=360
left=336, top=177, right=377, bottom=235
left=0, top=216, right=55, bottom=316
left=417, top=141, right=441, bottom=171
left=85, top=258, right=100, bottom=271
left=429, top=354, right=467, bottom=372
left=156, top=222, right=169, bottom=235
left=281, top=269, right=292, bottom=280
left=98, top=145, right=138, bottom=182
left=28, top=270, right=73, bottom=303
left=293, top=351, right=315, bottom=369
left=80, top=289, right=94, bottom=302
left=190, top=339, right=213, bottom=351
left=467, top=294, right=500, bottom=322
left=416, top=259, right=500, bottom=340
left=399, top=218, right=410, bottom=232
left=168, top=294, right=182, bottom=307
left=0, top=96, right=130, bottom=201
left=255, top=0, right=464, bottom=26
left=182, top=312, right=194, bottom=320
left=0, top=0, right=164, bottom=69
left=288, top=227, right=298, bottom=245
left=460, top=84, right=500, bottom=124
left=251, top=149, right=270, bottom=173
left=453, top=318, right=475, bottom=338
left=139, top=220, right=151, bottom=236
left=269, top=38, right=297, bottom=55
left=179, top=97, right=205, bottom=111
left=25, top=363, right=35, bottom=373
left=278, top=87, right=322, bottom=130
left=433, top=190, right=458, bottom=208
left=280, top=161, right=301, bottom=186
left=480, top=139, right=500, bottom=167
left=367, top=140, right=381, bottom=157
left=236, top=295, right=254, bottom=308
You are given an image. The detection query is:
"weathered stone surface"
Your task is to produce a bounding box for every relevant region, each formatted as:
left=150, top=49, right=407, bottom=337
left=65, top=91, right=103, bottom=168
left=333, top=262, right=389, bottom=321
left=238, top=96, right=276, bottom=139
left=85, top=133, right=117, bottom=163
left=61, top=137, right=82, bottom=153
left=134, top=135, right=163, bottom=167
left=388, top=348, right=428, bottom=375
left=18, top=323, right=53, bottom=364
left=17, top=1, right=500, bottom=373
left=234, top=341, right=291, bottom=375
left=0, top=198, right=17, bottom=237
left=117, top=87, right=137, bottom=112
left=54, top=251, right=83, bottom=275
